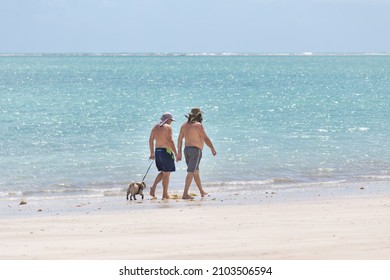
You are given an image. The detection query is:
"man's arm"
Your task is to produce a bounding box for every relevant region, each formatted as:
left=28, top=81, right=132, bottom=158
left=177, top=126, right=184, bottom=161
left=199, top=124, right=217, bottom=156
left=166, top=126, right=178, bottom=160
left=149, top=127, right=156, bottom=159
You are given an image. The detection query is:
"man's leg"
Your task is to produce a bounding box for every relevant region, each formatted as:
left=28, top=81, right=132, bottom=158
left=193, top=170, right=208, bottom=197
left=162, top=171, right=171, bottom=199
left=182, top=172, right=194, bottom=199
left=150, top=172, right=163, bottom=198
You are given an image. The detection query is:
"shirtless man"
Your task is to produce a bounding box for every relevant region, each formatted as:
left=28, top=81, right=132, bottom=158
left=149, top=112, right=178, bottom=199
left=177, top=108, right=217, bottom=199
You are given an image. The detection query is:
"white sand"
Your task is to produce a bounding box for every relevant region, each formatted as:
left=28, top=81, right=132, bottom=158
left=1, top=195, right=389, bottom=260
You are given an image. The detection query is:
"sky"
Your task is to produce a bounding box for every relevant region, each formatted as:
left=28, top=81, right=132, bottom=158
left=1, top=0, right=389, bottom=53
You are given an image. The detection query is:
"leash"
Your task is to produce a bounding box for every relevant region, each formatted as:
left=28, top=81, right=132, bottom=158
left=142, top=159, right=154, bottom=182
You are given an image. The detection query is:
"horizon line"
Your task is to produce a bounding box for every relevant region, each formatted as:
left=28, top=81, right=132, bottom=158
left=1, top=52, right=390, bottom=57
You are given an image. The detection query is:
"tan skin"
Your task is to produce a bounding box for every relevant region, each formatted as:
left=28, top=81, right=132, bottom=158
left=177, top=121, right=216, bottom=199
left=149, top=119, right=178, bottom=199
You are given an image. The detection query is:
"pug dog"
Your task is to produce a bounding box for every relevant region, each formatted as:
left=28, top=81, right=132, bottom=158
left=126, top=181, right=146, bottom=201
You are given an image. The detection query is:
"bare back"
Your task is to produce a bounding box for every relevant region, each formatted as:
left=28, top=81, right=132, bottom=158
left=179, top=122, right=206, bottom=150
left=151, top=124, right=174, bottom=148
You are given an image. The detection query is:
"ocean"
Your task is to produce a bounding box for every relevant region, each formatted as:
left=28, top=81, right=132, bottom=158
left=1, top=54, right=390, bottom=216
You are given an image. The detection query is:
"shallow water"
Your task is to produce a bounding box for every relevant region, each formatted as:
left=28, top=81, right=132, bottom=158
left=1, top=54, right=390, bottom=209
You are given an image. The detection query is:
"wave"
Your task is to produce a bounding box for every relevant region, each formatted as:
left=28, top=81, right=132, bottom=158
left=203, top=175, right=390, bottom=194
left=357, top=174, right=390, bottom=181
left=2, top=175, right=390, bottom=203
left=0, top=182, right=127, bottom=201
left=0, top=190, right=24, bottom=198
left=2, top=52, right=390, bottom=57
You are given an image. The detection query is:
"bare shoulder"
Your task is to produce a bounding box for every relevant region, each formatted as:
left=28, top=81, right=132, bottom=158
left=194, top=122, right=204, bottom=130
left=150, top=124, right=157, bottom=135
left=180, top=122, right=189, bottom=130
left=188, top=122, right=202, bottom=128
left=161, top=124, right=173, bottom=136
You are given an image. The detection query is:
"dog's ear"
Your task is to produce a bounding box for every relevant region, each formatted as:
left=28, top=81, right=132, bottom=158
left=141, top=182, right=146, bottom=189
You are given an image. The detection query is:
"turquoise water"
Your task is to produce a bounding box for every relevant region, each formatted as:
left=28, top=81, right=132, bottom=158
left=1, top=54, right=390, bottom=203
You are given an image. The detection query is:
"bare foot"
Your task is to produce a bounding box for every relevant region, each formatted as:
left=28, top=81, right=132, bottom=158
left=149, top=187, right=156, bottom=198
left=200, top=192, right=208, bottom=197
left=162, top=194, right=170, bottom=200
left=182, top=194, right=194, bottom=200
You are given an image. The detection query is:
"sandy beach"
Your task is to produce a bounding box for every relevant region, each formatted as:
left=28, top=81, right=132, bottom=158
left=1, top=194, right=389, bottom=260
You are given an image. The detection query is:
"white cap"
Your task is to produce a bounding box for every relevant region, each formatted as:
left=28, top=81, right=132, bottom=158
left=159, top=112, right=175, bottom=126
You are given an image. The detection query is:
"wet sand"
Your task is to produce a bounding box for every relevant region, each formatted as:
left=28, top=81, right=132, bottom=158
left=1, top=194, right=389, bottom=259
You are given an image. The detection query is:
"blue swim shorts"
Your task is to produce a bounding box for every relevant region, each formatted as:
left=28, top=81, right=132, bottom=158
left=155, top=148, right=176, bottom=172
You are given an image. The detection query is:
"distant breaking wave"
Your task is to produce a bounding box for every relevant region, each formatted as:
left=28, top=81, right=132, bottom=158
left=1, top=52, right=390, bottom=57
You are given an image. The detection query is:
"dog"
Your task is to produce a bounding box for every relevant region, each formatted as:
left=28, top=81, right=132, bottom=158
left=126, top=181, right=146, bottom=201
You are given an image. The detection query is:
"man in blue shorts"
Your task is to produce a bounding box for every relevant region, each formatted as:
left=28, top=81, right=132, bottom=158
left=177, top=108, right=217, bottom=199
left=149, top=112, right=178, bottom=199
